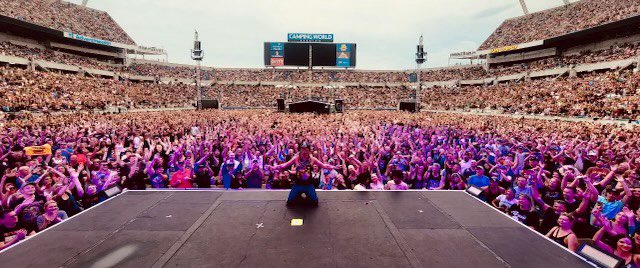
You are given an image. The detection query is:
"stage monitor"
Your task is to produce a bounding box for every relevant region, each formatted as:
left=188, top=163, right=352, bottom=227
left=399, top=101, right=418, bottom=113
left=577, top=243, right=622, bottom=268
left=103, top=185, right=122, bottom=198
left=466, top=185, right=483, bottom=198
left=199, top=99, right=219, bottom=109
left=335, top=99, right=344, bottom=113
left=277, top=98, right=285, bottom=112
left=289, top=100, right=331, bottom=114
left=264, top=42, right=356, bottom=67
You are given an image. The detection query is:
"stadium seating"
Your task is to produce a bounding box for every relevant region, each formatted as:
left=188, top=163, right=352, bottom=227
left=420, top=70, right=640, bottom=119
left=0, top=67, right=193, bottom=112
left=479, top=0, right=640, bottom=50
left=0, top=0, right=135, bottom=44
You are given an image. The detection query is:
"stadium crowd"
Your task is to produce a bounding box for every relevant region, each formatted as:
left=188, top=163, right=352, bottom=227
left=129, top=63, right=410, bottom=83
left=479, top=0, right=640, bottom=50
left=0, top=110, right=640, bottom=263
left=0, top=67, right=193, bottom=112
left=1, top=60, right=640, bottom=120
left=212, top=84, right=412, bottom=109
left=124, top=41, right=640, bottom=84
left=0, top=0, right=134, bottom=45
left=0, top=42, right=121, bottom=72
left=489, top=42, right=640, bottom=77
left=421, top=70, right=640, bottom=120
left=420, top=66, right=487, bottom=82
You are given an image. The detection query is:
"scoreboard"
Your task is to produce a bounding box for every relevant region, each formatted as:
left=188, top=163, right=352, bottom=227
left=264, top=42, right=357, bottom=67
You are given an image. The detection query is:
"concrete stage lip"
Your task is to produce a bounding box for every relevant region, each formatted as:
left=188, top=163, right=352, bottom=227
left=0, top=190, right=593, bottom=268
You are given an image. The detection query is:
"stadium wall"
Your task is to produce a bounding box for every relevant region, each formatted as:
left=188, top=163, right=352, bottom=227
left=562, top=33, right=640, bottom=57
left=50, top=42, right=123, bottom=58
left=0, top=32, right=48, bottom=50
left=488, top=48, right=558, bottom=65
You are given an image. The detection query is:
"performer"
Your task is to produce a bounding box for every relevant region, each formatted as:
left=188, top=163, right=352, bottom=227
left=272, top=142, right=338, bottom=207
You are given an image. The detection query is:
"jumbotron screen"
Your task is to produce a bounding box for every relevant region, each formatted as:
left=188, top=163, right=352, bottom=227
left=264, top=42, right=357, bottom=67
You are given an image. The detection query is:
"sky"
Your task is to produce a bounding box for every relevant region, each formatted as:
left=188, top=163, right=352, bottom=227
left=69, top=0, right=566, bottom=70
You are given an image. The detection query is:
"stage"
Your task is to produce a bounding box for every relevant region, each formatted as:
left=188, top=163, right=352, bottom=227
left=0, top=190, right=591, bottom=267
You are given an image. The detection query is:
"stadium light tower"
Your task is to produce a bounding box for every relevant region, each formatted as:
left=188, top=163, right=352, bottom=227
left=415, top=35, right=426, bottom=112
left=191, top=31, right=204, bottom=109
left=82, top=0, right=89, bottom=6
left=518, top=0, right=530, bottom=15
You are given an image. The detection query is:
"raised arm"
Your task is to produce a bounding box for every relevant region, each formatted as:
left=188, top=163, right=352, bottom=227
left=146, top=157, right=157, bottom=175
left=532, top=185, right=551, bottom=212
left=311, top=155, right=339, bottom=170
left=101, top=171, right=119, bottom=191
left=619, top=177, right=632, bottom=205
left=593, top=224, right=614, bottom=254
left=44, top=153, right=52, bottom=166
left=272, top=154, right=299, bottom=171
left=0, top=151, right=9, bottom=161
left=195, top=153, right=210, bottom=166
left=34, top=169, right=50, bottom=186
left=574, top=190, right=592, bottom=215
left=596, top=166, right=619, bottom=189
left=70, top=166, right=84, bottom=198
left=583, top=175, right=599, bottom=203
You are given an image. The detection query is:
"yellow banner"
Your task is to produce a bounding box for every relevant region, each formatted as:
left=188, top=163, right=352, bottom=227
left=490, top=45, right=519, bottom=54
left=25, top=144, right=52, bottom=156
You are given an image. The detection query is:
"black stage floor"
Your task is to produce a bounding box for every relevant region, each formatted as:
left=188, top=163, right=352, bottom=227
left=0, top=190, right=591, bottom=268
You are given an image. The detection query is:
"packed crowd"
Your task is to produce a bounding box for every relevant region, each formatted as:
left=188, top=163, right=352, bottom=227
left=0, top=0, right=134, bottom=45
left=420, top=66, right=488, bottom=82
left=211, top=84, right=412, bottom=109
left=0, top=67, right=193, bottom=112
left=214, top=85, right=282, bottom=108
left=129, top=63, right=410, bottom=83
left=129, top=41, right=640, bottom=84
left=126, top=63, right=202, bottom=79
left=131, top=62, right=492, bottom=84
left=0, top=42, right=121, bottom=71
left=421, top=70, right=640, bottom=120
left=210, top=68, right=640, bottom=119
left=1, top=110, right=640, bottom=263
left=489, top=42, right=640, bottom=77
left=2, top=61, right=640, bottom=119
left=480, top=0, right=640, bottom=50
left=2, top=38, right=637, bottom=97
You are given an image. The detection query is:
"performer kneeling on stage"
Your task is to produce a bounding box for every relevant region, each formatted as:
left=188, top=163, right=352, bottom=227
left=272, top=142, right=339, bottom=207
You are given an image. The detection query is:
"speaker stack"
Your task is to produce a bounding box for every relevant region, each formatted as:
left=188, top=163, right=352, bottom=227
left=399, top=101, right=418, bottom=113
left=335, top=99, right=344, bottom=113
left=199, top=99, right=219, bottom=109
left=277, top=99, right=285, bottom=112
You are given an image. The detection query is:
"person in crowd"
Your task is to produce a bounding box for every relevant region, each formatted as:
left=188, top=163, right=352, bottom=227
left=598, top=175, right=633, bottom=220
left=468, top=167, right=490, bottom=190
left=170, top=161, right=194, bottom=189
left=492, top=188, right=518, bottom=212
left=370, top=173, right=384, bottom=190
left=245, top=160, right=264, bottom=189
left=385, top=170, right=409, bottom=190
left=36, top=200, right=68, bottom=231
left=546, top=213, right=580, bottom=252
left=0, top=209, right=30, bottom=250
left=508, top=194, right=540, bottom=230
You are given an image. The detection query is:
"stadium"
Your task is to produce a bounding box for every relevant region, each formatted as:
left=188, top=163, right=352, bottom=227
left=0, top=0, right=639, bottom=267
